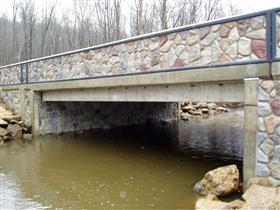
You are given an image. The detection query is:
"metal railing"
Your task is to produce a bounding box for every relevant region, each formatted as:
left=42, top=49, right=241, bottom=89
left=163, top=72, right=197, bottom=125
left=0, top=7, right=279, bottom=86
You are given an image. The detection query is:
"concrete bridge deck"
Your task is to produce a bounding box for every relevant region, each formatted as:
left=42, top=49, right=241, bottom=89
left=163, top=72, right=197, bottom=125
left=1, top=8, right=280, bottom=187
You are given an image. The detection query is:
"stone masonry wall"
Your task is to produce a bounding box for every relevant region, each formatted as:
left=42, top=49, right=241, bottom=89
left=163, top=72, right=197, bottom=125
left=277, top=12, right=280, bottom=58
left=0, top=90, right=20, bottom=114
left=38, top=102, right=178, bottom=135
left=0, top=15, right=266, bottom=85
left=256, top=80, right=280, bottom=186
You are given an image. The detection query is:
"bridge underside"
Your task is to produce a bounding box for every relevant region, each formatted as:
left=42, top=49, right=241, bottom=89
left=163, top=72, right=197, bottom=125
left=42, top=82, right=244, bottom=103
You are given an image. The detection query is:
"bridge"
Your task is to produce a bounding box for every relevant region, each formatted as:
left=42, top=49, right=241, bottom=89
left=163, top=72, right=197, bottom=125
left=1, top=8, right=280, bottom=187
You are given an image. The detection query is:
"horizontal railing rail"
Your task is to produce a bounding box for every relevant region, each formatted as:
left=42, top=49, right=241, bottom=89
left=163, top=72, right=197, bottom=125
left=0, top=7, right=279, bottom=86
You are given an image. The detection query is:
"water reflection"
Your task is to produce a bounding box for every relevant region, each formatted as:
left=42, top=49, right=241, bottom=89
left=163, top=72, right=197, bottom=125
left=0, top=110, right=243, bottom=209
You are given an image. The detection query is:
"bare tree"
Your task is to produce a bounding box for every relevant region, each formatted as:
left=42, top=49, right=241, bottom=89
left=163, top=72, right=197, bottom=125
left=19, top=0, right=36, bottom=60
left=12, top=0, right=20, bottom=62
left=40, top=0, right=56, bottom=56
left=0, top=0, right=242, bottom=66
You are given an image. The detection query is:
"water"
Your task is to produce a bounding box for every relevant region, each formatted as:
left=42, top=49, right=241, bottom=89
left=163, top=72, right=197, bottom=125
left=0, top=110, right=243, bottom=209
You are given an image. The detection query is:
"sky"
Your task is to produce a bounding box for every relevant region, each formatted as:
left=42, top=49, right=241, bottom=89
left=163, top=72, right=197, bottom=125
left=0, top=0, right=279, bottom=19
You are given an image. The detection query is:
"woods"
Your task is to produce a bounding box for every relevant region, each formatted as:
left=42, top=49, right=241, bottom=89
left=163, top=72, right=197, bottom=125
left=0, top=0, right=240, bottom=66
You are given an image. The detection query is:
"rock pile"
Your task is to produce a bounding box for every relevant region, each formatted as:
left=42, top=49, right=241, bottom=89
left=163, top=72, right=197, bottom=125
left=194, top=166, right=280, bottom=210
left=180, top=101, right=228, bottom=120
left=0, top=116, right=32, bottom=142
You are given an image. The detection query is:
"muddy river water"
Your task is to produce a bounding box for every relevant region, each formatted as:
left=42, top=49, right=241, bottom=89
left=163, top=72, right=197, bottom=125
left=0, top=110, right=243, bottom=209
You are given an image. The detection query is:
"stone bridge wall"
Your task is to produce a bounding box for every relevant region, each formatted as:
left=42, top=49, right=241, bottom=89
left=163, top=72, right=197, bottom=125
left=0, top=14, right=267, bottom=85
left=257, top=80, right=280, bottom=186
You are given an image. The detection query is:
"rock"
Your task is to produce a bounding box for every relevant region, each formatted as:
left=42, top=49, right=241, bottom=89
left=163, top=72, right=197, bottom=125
left=246, top=177, right=273, bottom=188
left=258, top=87, right=271, bottom=101
left=173, top=59, right=185, bottom=67
left=160, top=40, right=173, bottom=52
left=264, top=115, right=280, bottom=134
left=189, top=44, right=200, bottom=62
left=270, top=99, right=280, bottom=116
left=7, top=124, right=22, bottom=139
left=201, top=32, right=216, bottom=46
left=220, top=25, right=231, bottom=38
left=0, top=119, right=8, bottom=128
left=218, top=54, right=232, bottom=64
left=238, top=37, right=251, bottom=56
left=195, top=194, right=234, bottom=210
left=274, top=145, right=280, bottom=158
left=226, top=42, right=238, bottom=59
left=201, top=108, right=209, bottom=114
left=219, top=38, right=230, bottom=51
left=256, top=162, right=270, bottom=177
left=182, top=105, right=194, bottom=111
left=258, top=117, right=266, bottom=132
left=175, top=45, right=185, bottom=57
left=261, top=81, right=274, bottom=93
left=256, top=148, right=269, bottom=163
left=259, top=138, right=274, bottom=155
left=257, top=102, right=272, bottom=117
left=1, top=115, right=21, bottom=123
left=241, top=184, right=279, bottom=210
left=18, top=121, right=25, bottom=126
left=179, top=51, right=188, bottom=62
left=212, top=42, right=223, bottom=62
left=181, top=113, right=190, bottom=121
left=193, top=165, right=239, bottom=197
left=148, top=40, right=159, bottom=51
left=201, top=47, right=212, bottom=64
left=217, top=107, right=228, bottom=112
left=246, top=29, right=266, bottom=40
left=269, top=160, right=280, bottom=179
left=237, top=20, right=249, bottom=36
left=186, top=30, right=199, bottom=45
left=10, top=119, right=19, bottom=124
left=251, top=39, right=266, bottom=59
left=159, top=35, right=167, bottom=46
left=0, top=127, right=10, bottom=137
left=207, top=103, right=217, bottom=109
left=199, top=26, right=210, bottom=39
left=229, top=199, right=245, bottom=209
left=23, top=133, right=33, bottom=140
left=228, top=27, right=239, bottom=45
left=249, top=16, right=265, bottom=30
left=194, top=102, right=203, bottom=108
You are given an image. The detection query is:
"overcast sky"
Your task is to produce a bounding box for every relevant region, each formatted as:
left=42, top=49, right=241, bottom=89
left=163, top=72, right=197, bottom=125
left=0, top=0, right=279, bottom=19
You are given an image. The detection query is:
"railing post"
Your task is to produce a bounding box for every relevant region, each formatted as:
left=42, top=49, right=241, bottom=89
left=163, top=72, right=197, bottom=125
left=20, top=64, right=23, bottom=84
left=271, top=10, right=277, bottom=61
left=25, top=63, right=29, bottom=84
left=266, top=10, right=277, bottom=62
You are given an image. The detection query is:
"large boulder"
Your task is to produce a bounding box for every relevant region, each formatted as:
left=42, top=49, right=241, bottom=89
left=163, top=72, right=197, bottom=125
left=195, top=194, right=234, bottom=210
left=193, top=165, right=239, bottom=196
left=240, top=184, right=279, bottom=210
left=7, top=124, right=22, bottom=139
